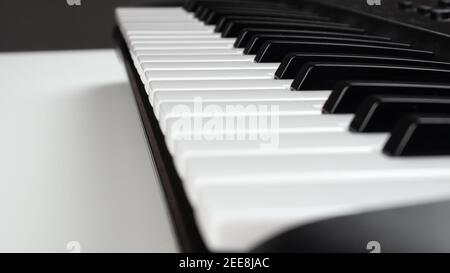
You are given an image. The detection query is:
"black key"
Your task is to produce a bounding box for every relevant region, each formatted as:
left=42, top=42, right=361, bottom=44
left=222, top=21, right=365, bottom=37
left=244, top=35, right=410, bottom=55
left=199, top=6, right=303, bottom=21
left=195, top=5, right=217, bottom=19
left=205, top=8, right=328, bottom=25
left=384, top=115, right=450, bottom=156
left=323, top=81, right=450, bottom=114
left=416, top=5, right=433, bottom=15
left=350, top=95, right=450, bottom=132
left=194, top=1, right=285, bottom=18
left=398, top=0, right=414, bottom=11
left=188, top=0, right=288, bottom=14
left=234, top=28, right=391, bottom=48
left=196, top=6, right=212, bottom=19
left=293, top=63, right=450, bottom=91
left=430, top=8, right=450, bottom=21
left=215, top=16, right=348, bottom=33
left=439, top=0, right=450, bottom=8
left=276, top=54, right=450, bottom=79
left=184, top=0, right=209, bottom=11
left=256, top=41, right=434, bottom=63
left=201, top=6, right=319, bottom=21
left=185, top=0, right=265, bottom=11
left=184, top=0, right=207, bottom=11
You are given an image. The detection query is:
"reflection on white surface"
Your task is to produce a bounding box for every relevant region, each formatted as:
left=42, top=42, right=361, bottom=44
left=0, top=49, right=176, bottom=252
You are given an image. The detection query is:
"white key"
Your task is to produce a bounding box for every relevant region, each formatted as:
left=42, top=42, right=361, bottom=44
left=117, top=12, right=191, bottom=20
left=128, top=34, right=223, bottom=40
left=124, top=26, right=212, bottom=35
left=134, top=48, right=244, bottom=56
left=157, top=100, right=325, bottom=131
left=148, top=79, right=294, bottom=103
left=184, top=153, right=450, bottom=205
left=153, top=90, right=331, bottom=115
left=197, top=176, right=450, bottom=251
left=122, top=22, right=207, bottom=29
left=117, top=7, right=188, bottom=16
left=126, top=29, right=215, bottom=35
left=131, top=41, right=236, bottom=50
left=172, top=132, right=387, bottom=178
left=144, top=69, right=276, bottom=82
left=137, top=54, right=256, bottom=63
left=163, top=114, right=353, bottom=152
left=119, top=16, right=197, bottom=23
left=141, top=62, right=278, bottom=72
left=132, top=43, right=235, bottom=50
left=130, top=38, right=236, bottom=45
left=149, top=78, right=292, bottom=92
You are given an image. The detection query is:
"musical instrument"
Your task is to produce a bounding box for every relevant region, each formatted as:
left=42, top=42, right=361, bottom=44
left=115, top=0, right=450, bottom=252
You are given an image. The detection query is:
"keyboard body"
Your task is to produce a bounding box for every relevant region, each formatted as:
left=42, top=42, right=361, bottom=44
left=115, top=0, right=450, bottom=252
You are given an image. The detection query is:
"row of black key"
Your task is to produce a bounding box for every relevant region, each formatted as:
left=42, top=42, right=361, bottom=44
left=184, top=0, right=450, bottom=157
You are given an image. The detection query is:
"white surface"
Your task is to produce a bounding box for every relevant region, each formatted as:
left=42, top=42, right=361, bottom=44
left=0, top=49, right=177, bottom=252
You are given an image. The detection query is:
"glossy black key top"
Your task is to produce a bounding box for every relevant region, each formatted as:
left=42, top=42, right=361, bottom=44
left=384, top=115, right=450, bottom=156
left=293, top=63, right=450, bottom=91
left=222, top=21, right=365, bottom=37
left=350, top=95, right=450, bottom=132
left=194, top=2, right=286, bottom=18
left=196, top=6, right=212, bottom=19
left=256, top=41, right=434, bottom=63
left=398, top=0, right=415, bottom=10
left=189, top=0, right=288, bottom=14
left=276, top=54, right=450, bottom=79
left=185, top=0, right=273, bottom=12
left=323, top=81, right=450, bottom=114
left=215, top=16, right=349, bottom=33
left=205, top=8, right=328, bottom=25
left=430, top=8, right=450, bottom=21
left=199, top=6, right=302, bottom=21
left=234, top=28, right=391, bottom=48
left=439, top=0, right=450, bottom=7
left=416, top=5, right=433, bottom=15
left=244, top=35, right=410, bottom=54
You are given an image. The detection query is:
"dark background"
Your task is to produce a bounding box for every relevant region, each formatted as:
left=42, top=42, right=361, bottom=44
left=0, top=0, right=184, bottom=52
left=2, top=0, right=449, bottom=53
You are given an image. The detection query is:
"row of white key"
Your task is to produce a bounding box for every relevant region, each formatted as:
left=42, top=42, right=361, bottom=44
left=116, top=7, right=450, bottom=251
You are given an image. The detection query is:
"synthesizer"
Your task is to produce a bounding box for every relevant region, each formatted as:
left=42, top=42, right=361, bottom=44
left=115, top=0, right=450, bottom=252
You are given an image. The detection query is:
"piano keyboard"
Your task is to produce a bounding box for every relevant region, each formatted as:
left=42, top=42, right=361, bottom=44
left=115, top=0, right=450, bottom=251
